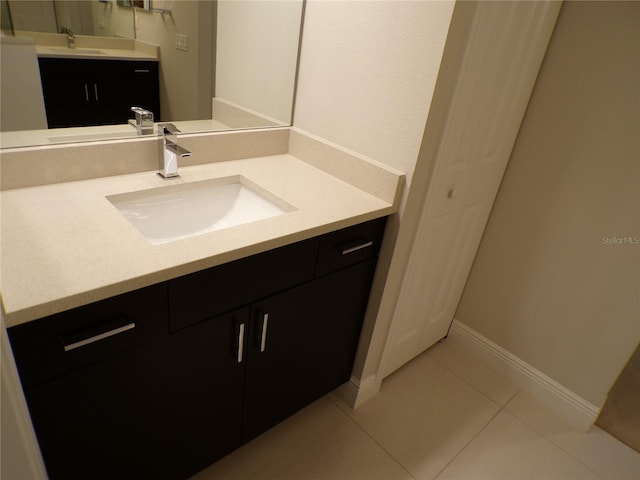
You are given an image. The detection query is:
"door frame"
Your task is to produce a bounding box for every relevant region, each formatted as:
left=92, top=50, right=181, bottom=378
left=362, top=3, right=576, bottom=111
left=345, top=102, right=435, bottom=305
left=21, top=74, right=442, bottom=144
left=345, top=0, right=563, bottom=407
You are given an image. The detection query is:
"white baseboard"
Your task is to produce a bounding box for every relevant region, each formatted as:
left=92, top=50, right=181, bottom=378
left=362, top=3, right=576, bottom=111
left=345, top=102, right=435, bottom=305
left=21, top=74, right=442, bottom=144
left=448, top=319, right=601, bottom=430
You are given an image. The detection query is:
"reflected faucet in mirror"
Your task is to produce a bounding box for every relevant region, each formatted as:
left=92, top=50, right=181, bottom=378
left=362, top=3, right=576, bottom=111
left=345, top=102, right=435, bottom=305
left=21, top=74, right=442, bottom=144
left=0, top=0, right=305, bottom=149
left=59, top=26, right=75, bottom=48
left=130, top=107, right=154, bottom=135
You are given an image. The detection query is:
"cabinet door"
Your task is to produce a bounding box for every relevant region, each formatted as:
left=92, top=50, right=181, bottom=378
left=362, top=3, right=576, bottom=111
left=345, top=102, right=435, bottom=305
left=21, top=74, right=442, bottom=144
left=25, top=338, right=174, bottom=480
left=242, top=259, right=377, bottom=442
left=38, top=58, right=94, bottom=128
left=92, top=60, right=160, bottom=125
left=123, top=61, right=160, bottom=121
left=166, top=307, right=250, bottom=477
left=25, top=307, right=249, bottom=480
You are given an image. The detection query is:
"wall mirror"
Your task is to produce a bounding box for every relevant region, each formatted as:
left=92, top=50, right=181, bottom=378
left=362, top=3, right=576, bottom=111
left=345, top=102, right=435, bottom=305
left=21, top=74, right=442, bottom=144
left=7, top=0, right=135, bottom=38
left=0, top=0, right=304, bottom=149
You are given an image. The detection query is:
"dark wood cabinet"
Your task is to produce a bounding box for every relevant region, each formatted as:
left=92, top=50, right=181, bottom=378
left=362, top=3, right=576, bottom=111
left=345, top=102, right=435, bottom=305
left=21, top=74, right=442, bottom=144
left=242, top=259, right=377, bottom=442
left=15, top=304, right=250, bottom=480
left=8, top=218, right=386, bottom=479
left=168, top=238, right=318, bottom=332
left=38, top=57, right=160, bottom=128
left=165, top=307, right=250, bottom=477
left=8, top=283, right=168, bottom=388
left=8, top=284, right=174, bottom=479
left=25, top=337, right=173, bottom=480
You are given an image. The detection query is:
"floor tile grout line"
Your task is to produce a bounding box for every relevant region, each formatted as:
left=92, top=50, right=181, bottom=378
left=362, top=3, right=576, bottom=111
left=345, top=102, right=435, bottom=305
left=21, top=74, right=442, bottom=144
left=326, top=342, right=615, bottom=480
left=426, top=343, right=518, bottom=410
left=429, top=348, right=608, bottom=479
left=504, top=407, right=607, bottom=480
left=325, top=394, right=418, bottom=480
left=431, top=398, right=508, bottom=480
left=428, top=341, right=520, bottom=478
left=501, top=395, right=611, bottom=480
left=327, top=345, right=514, bottom=480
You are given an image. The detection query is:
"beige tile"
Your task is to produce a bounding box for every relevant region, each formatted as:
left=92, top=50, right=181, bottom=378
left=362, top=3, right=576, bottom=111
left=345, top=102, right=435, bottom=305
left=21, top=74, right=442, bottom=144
left=195, top=397, right=413, bottom=480
left=428, top=339, right=519, bottom=406
left=333, top=352, right=500, bottom=480
left=437, top=410, right=601, bottom=479
left=506, top=392, right=640, bottom=480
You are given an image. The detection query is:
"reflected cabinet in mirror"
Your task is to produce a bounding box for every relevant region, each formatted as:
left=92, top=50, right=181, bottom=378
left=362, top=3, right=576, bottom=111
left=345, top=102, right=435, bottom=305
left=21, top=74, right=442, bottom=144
left=0, top=0, right=304, bottom=149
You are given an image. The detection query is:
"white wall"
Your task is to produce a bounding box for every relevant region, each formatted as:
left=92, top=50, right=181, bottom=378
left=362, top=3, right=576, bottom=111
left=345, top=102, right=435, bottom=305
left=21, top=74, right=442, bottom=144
left=7, top=0, right=57, bottom=33
left=294, top=0, right=454, bottom=189
left=134, top=0, right=214, bottom=121
left=216, top=0, right=303, bottom=124
left=10, top=0, right=113, bottom=36
left=90, top=1, right=136, bottom=39
left=455, top=1, right=640, bottom=408
left=293, top=0, right=455, bottom=396
left=54, top=1, right=95, bottom=35
left=0, top=38, right=48, bottom=132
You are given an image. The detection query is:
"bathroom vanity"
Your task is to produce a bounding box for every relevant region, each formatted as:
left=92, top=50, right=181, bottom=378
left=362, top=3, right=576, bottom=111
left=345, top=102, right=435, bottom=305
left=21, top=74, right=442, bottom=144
left=8, top=217, right=385, bottom=479
left=1, top=129, right=403, bottom=480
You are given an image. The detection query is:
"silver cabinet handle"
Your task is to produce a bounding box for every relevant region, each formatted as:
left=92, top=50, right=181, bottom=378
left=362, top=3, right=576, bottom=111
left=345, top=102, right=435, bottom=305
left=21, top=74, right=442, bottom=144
left=84, top=83, right=89, bottom=102
left=63, top=322, right=135, bottom=352
left=237, top=323, right=245, bottom=363
left=94, top=84, right=99, bottom=101
left=260, top=313, right=269, bottom=352
left=341, top=241, right=373, bottom=255
left=134, top=69, right=150, bottom=73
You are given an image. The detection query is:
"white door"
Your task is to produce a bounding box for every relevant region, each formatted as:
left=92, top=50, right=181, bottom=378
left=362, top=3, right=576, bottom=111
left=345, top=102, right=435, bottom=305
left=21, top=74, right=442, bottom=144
left=382, top=1, right=562, bottom=377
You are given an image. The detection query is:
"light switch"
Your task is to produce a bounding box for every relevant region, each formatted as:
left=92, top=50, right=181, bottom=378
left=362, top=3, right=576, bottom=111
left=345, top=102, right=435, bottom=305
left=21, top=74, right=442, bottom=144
left=176, top=34, right=189, bottom=52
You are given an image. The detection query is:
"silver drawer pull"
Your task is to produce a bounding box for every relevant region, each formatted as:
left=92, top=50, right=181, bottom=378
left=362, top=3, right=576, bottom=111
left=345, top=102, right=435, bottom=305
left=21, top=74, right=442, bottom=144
left=260, top=314, right=269, bottom=352
left=134, top=69, right=150, bottom=73
left=341, top=241, right=373, bottom=255
left=63, top=323, right=135, bottom=352
left=237, top=323, right=245, bottom=363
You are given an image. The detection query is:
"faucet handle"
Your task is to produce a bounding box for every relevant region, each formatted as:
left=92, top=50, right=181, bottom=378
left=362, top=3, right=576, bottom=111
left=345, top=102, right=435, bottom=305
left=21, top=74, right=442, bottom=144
left=131, top=107, right=153, bottom=121
left=158, top=123, right=181, bottom=135
left=131, top=106, right=151, bottom=115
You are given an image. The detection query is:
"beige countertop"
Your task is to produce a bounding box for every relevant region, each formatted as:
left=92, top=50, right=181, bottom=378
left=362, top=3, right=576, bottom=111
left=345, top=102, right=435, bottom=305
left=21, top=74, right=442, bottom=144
left=14, top=31, right=159, bottom=62
left=36, top=45, right=158, bottom=61
left=0, top=154, right=397, bottom=327
left=1, top=121, right=235, bottom=150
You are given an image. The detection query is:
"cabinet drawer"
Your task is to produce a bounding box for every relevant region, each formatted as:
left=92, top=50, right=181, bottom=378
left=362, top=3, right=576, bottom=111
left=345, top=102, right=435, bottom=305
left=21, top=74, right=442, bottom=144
left=169, top=238, right=318, bottom=331
left=8, top=283, right=168, bottom=387
left=315, top=217, right=387, bottom=276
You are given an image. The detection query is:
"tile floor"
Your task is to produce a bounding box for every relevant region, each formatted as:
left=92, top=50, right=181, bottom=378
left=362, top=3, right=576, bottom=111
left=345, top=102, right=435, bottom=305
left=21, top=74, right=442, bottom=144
left=194, top=340, right=640, bottom=480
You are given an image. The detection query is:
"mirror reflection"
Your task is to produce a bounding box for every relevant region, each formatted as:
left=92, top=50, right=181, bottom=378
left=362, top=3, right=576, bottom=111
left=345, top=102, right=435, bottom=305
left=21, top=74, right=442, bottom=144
left=0, top=0, right=304, bottom=149
left=8, top=1, right=136, bottom=41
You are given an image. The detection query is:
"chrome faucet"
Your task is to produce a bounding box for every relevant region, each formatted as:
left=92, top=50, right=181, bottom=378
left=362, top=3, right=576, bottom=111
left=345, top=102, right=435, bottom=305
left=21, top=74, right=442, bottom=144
left=130, top=107, right=154, bottom=135
left=61, top=26, right=75, bottom=49
left=158, top=123, right=191, bottom=178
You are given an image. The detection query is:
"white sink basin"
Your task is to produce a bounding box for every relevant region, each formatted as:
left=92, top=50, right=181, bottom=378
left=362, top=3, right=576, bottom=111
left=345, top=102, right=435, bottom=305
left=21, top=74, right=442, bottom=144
left=107, top=176, right=294, bottom=245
